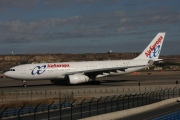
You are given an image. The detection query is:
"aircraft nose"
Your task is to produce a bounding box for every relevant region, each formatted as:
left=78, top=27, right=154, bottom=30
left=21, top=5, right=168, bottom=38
left=4, top=71, right=10, bottom=77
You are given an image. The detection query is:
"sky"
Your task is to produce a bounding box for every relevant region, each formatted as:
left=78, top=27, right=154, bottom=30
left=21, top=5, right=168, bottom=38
left=0, top=0, right=179, bottom=55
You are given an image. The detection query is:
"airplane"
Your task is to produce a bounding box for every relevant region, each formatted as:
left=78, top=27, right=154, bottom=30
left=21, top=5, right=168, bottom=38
left=4, top=32, right=165, bottom=87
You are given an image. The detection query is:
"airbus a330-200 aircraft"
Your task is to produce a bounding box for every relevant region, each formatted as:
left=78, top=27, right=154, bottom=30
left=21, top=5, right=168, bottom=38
left=4, top=32, right=165, bottom=87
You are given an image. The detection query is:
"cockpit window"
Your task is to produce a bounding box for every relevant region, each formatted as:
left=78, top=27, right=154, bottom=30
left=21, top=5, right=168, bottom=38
left=9, top=69, right=15, bottom=71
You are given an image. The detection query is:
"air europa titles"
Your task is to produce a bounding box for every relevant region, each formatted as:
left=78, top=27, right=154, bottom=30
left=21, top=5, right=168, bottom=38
left=31, top=64, right=70, bottom=75
left=47, top=64, right=70, bottom=68
left=145, top=36, right=163, bottom=57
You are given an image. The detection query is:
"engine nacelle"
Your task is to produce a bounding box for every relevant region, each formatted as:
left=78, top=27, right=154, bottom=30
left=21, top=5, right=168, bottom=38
left=67, top=74, right=90, bottom=84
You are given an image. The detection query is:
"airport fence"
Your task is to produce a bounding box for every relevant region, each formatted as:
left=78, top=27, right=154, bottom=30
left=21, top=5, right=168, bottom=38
left=0, top=90, right=74, bottom=103
left=0, top=84, right=178, bottom=103
left=0, top=87, right=180, bottom=120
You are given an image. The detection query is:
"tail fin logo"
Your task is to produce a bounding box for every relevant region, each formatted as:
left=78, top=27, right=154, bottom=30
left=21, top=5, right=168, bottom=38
left=145, top=36, right=163, bottom=58
left=149, top=45, right=161, bottom=58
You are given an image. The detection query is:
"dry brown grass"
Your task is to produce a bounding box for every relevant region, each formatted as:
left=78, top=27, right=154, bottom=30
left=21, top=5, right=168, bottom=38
left=0, top=98, right=59, bottom=109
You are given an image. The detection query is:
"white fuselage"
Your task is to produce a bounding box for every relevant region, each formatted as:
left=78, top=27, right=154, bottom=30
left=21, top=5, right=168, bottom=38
left=4, top=59, right=148, bottom=80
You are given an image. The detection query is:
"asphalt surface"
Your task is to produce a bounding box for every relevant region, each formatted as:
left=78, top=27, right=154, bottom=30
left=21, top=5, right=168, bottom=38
left=0, top=71, right=180, bottom=92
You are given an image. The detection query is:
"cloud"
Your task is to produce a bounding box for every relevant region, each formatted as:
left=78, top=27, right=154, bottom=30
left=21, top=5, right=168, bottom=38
left=0, top=0, right=39, bottom=11
left=0, top=12, right=128, bottom=43
left=0, top=0, right=120, bottom=11
left=0, top=3, right=180, bottom=44
left=38, top=0, right=120, bottom=8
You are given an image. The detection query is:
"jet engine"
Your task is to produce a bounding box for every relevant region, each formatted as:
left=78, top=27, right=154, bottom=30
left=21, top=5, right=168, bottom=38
left=67, top=74, right=90, bottom=84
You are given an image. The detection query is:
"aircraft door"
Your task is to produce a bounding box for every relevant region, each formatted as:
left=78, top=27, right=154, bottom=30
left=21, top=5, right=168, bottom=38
left=21, top=67, right=26, bottom=74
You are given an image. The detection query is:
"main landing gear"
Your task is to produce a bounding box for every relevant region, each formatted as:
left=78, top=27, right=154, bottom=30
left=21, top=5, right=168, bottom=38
left=89, top=75, right=101, bottom=85
left=89, top=81, right=101, bottom=85
left=22, top=80, right=27, bottom=87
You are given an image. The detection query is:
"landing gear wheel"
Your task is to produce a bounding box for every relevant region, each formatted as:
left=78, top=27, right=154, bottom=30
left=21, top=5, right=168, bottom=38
left=22, top=80, right=27, bottom=87
left=89, top=75, right=100, bottom=85
left=90, top=81, right=101, bottom=85
left=50, top=80, right=55, bottom=83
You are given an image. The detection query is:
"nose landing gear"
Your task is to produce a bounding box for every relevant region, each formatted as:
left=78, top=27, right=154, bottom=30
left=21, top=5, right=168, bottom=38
left=22, top=80, right=27, bottom=87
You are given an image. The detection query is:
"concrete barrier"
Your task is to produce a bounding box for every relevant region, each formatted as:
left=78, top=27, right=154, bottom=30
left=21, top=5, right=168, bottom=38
left=80, top=97, right=180, bottom=120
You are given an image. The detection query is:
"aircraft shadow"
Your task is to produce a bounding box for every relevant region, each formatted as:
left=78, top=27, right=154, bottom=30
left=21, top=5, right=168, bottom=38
left=102, top=79, right=138, bottom=83
left=0, top=84, right=55, bottom=88
left=99, top=79, right=139, bottom=86
left=0, top=79, right=139, bottom=88
left=101, top=79, right=132, bottom=83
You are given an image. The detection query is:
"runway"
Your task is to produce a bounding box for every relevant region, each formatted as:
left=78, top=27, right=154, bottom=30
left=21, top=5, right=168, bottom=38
left=0, top=71, right=180, bottom=92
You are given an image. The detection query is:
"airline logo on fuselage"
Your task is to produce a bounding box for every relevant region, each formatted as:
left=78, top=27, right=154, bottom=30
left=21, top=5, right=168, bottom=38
left=47, top=64, right=70, bottom=68
left=31, top=64, right=70, bottom=75
left=145, top=36, right=163, bottom=58
left=31, top=65, right=46, bottom=75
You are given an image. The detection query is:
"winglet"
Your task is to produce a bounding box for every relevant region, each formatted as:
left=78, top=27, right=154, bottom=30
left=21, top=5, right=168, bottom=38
left=134, top=32, right=166, bottom=60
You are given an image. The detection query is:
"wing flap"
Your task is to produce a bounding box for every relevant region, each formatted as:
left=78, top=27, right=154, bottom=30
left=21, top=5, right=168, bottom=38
left=62, top=65, right=146, bottom=76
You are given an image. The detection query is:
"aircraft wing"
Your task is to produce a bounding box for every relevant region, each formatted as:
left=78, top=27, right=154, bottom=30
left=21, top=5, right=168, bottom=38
left=62, top=64, right=146, bottom=76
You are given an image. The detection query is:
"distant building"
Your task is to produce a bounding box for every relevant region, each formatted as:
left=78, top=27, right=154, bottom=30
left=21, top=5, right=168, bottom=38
left=107, top=50, right=112, bottom=53
left=154, top=67, right=163, bottom=70
left=169, top=65, right=180, bottom=70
